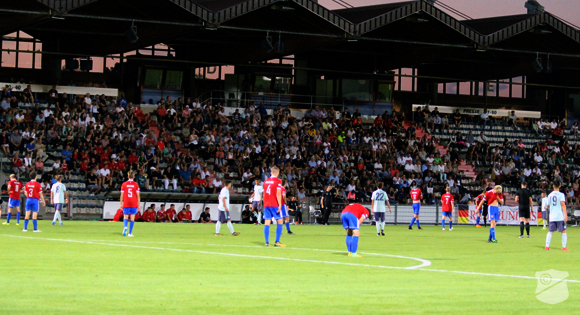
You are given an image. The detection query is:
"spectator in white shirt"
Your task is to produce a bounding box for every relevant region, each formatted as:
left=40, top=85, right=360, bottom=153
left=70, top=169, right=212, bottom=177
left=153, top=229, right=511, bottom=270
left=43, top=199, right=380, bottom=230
left=211, top=178, right=223, bottom=194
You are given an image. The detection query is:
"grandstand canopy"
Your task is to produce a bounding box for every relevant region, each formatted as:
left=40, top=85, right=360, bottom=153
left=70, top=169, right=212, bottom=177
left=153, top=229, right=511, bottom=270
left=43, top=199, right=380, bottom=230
left=1, top=0, right=580, bottom=82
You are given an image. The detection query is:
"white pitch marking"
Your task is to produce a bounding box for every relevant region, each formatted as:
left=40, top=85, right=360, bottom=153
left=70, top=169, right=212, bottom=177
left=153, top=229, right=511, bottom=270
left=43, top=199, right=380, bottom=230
left=69, top=239, right=431, bottom=269
left=3, top=234, right=579, bottom=283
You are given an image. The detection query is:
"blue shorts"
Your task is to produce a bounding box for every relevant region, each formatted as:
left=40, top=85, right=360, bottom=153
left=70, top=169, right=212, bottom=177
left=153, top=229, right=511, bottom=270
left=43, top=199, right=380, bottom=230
left=25, top=198, right=39, bottom=212
left=252, top=201, right=261, bottom=210
left=489, top=206, right=499, bottom=221
left=442, top=211, right=452, bottom=218
left=54, top=203, right=64, bottom=211
left=281, top=205, right=289, bottom=218
left=412, top=203, right=421, bottom=215
left=549, top=221, right=566, bottom=233
left=263, top=206, right=282, bottom=220
left=218, top=210, right=231, bottom=223
left=123, top=207, right=138, bottom=215
left=374, top=212, right=385, bottom=222
left=8, top=198, right=20, bottom=208
left=341, top=212, right=360, bottom=230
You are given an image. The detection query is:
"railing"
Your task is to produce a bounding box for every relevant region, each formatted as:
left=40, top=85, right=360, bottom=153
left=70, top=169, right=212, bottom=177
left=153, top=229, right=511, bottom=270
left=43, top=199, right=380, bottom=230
left=198, top=90, right=345, bottom=111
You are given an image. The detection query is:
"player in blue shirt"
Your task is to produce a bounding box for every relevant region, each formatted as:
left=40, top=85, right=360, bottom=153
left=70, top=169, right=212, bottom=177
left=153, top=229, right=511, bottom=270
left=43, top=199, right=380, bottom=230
left=545, top=181, right=569, bottom=251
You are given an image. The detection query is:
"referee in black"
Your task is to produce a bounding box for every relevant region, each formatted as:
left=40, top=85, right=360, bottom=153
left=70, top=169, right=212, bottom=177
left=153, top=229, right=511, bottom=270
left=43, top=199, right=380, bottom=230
left=320, top=185, right=333, bottom=225
left=515, top=181, right=533, bottom=238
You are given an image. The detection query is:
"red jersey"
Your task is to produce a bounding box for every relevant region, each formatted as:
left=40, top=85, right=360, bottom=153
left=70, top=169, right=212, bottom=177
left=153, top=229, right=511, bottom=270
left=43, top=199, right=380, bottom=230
left=25, top=180, right=42, bottom=199
left=341, top=203, right=369, bottom=220
left=8, top=179, right=23, bottom=199
left=475, top=194, right=484, bottom=206
left=113, top=208, right=124, bottom=221
left=263, top=177, right=282, bottom=207
left=156, top=210, right=166, bottom=220
left=166, top=209, right=177, bottom=220
left=177, top=210, right=192, bottom=221
left=484, top=190, right=503, bottom=206
left=134, top=210, right=142, bottom=221
left=120, top=179, right=140, bottom=208
left=142, top=210, right=156, bottom=222
left=441, top=193, right=454, bottom=212
left=411, top=189, right=422, bottom=202
left=280, top=186, right=287, bottom=205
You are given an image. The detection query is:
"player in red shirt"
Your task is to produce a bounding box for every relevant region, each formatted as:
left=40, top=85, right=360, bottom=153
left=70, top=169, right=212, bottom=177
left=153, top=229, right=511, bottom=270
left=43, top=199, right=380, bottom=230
left=120, top=171, right=140, bottom=237
left=3, top=174, right=23, bottom=225
left=477, top=185, right=504, bottom=243
left=166, top=204, right=178, bottom=223
left=156, top=205, right=167, bottom=222
left=177, top=205, right=193, bottom=222
left=409, top=185, right=423, bottom=230
left=262, top=166, right=285, bottom=247
left=474, top=191, right=488, bottom=228
left=23, top=171, right=46, bottom=232
left=341, top=203, right=369, bottom=257
left=142, top=206, right=157, bottom=222
left=279, top=180, right=294, bottom=235
left=113, top=208, right=124, bottom=222
left=441, top=187, right=454, bottom=231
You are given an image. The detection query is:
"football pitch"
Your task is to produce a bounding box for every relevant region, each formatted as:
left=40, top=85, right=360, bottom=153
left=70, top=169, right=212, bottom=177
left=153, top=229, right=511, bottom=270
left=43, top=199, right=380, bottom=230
left=1, top=221, right=578, bottom=314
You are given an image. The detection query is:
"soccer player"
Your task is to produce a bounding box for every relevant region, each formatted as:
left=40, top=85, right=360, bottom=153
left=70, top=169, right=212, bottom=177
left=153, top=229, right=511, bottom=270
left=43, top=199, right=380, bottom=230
left=541, top=191, right=549, bottom=230
left=50, top=175, right=68, bottom=226
left=341, top=203, right=369, bottom=257
left=441, top=187, right=454, bottom=231
left=279, top=180, right=294, bottom=235
left=371, top=183, right=391, bottom=236
left=3, top=174, right=22, bottom=225
left=409, top=184, right=422, bottom=230
left=263, top=166, right=285, bottom=247
left=120, top=171, right=140, bottom=237
left=249, top=179, right=263, bottom=225
left=474, top=191, right=485, bottom=228
left=215, top=181, right=240, bottom=236
left=477, top=185, right=504, bottom=243
left=515, top=181, right=533, bottom=238
left=177, top=205, right=193, bottom=222
left=545, top=181, right=568, bottom=251
left=23, top=171, right=46, bottom=232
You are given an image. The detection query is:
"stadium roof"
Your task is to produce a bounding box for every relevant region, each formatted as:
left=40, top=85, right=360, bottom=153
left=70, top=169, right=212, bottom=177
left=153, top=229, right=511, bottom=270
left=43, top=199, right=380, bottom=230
left=1, top=0, right=579, bottom=82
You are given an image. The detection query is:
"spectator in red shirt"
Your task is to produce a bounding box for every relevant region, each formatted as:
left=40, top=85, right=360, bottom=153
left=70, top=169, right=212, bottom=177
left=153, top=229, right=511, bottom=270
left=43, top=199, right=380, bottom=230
left=191, top=174, right=207, bottom=194
left=177, top=205, right=193, bottom=222
left=142, top=206, right=156, bottom=222
left=128, top=151, right=138, bottom=167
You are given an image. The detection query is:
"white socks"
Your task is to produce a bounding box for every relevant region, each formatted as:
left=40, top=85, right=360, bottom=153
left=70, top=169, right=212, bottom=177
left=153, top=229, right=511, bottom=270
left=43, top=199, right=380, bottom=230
left=52, top=210, right=62, bottom=223
left=562, top=233, right=567, bottom=248
left=376, top=221, right=381, bottom=233
left=216, top=221, right=221, bottom=234
left=546, top=232, right=552, bottom=247
left=227, top=221, right=235, bottom=234
left=381, top=222, right=385, bottom=231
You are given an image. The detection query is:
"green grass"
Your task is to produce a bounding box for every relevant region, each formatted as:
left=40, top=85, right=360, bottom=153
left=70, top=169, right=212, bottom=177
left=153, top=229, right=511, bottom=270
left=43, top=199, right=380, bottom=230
left=1, top=221, right=578, bottom=314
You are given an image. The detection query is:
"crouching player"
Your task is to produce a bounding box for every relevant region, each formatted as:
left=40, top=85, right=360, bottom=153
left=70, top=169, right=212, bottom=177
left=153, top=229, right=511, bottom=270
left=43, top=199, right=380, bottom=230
left=341, top=203, right=369, bottom=258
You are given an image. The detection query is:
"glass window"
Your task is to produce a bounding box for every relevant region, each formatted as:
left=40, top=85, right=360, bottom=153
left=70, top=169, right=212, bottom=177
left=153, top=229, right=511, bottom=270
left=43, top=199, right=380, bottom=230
left=2, top=41, right=16, bottom=68
left=144, top=69, right=163, bottom=89
left=17, top=52, right=33, bottom=68
left=377, top=83, right=393, bottom=102
left=165, top=70, right=183, bottom=90
left=342, top=79, right=373, bottom=101
left=34, top=53, right=41, bottom=69
left=254, top=76, right=271, bottom=93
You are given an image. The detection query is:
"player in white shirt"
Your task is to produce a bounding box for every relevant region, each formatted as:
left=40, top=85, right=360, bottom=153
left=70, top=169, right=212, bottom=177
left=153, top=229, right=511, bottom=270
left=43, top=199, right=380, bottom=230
left=50, top=175, right=68, bottom=226
left=545, top=181, right=569, bottom=251
left=541, top=191, right=549, bottom=230
left=215, top=181, right=239, bottom=236
left=371, top=183, right=392, bottom=236
left=249, top=179, right=264, bottom=225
